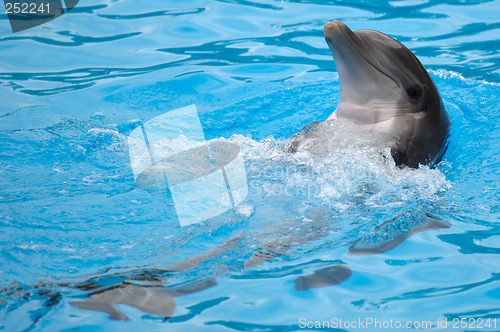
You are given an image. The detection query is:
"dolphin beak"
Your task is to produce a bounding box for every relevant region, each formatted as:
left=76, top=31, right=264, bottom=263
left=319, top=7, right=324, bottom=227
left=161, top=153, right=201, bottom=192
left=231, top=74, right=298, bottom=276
left=324, top=20, right=350, bottom=46
left=323, top=20, right=378, bottom=81
left=324, top=20, right=400, bottom=112
left=324, top=21, right=362, bottom=60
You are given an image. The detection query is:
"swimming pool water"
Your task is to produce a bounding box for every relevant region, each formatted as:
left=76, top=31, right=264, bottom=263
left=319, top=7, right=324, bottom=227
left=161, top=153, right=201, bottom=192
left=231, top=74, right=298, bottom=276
left=1, top=0, right=500, bottom=331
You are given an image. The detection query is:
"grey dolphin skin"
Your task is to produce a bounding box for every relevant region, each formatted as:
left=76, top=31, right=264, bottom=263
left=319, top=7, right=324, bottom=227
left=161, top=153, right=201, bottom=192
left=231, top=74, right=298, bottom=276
left=324, top=21, right=449, bottom=168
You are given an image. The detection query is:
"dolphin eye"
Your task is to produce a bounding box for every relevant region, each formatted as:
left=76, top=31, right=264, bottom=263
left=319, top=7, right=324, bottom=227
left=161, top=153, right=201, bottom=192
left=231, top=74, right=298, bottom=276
left=407, top=86, right=422, bottom=101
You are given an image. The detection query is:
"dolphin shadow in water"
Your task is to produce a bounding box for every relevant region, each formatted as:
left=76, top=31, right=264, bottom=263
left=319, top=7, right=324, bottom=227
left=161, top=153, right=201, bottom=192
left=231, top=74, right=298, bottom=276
left=288, top=218, right=449, bottom=292
left=295, top=265, right=352, bottom=291
left=349, top=215, right=451, bottom=255
left=67, top=212, right=450, bottom=319
left=242, top=216, right=449, bottom=292
left=70, top=279, right=217, bottom=321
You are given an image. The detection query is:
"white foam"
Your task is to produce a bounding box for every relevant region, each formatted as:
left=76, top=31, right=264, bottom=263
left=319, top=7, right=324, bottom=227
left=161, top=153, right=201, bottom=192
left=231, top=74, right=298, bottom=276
left=224, top=118, right=450, bottom=213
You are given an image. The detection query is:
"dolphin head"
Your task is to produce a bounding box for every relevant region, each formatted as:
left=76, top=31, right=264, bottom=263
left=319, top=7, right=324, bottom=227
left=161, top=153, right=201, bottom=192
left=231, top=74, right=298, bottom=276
left=324, top=20, right=449, bottom=167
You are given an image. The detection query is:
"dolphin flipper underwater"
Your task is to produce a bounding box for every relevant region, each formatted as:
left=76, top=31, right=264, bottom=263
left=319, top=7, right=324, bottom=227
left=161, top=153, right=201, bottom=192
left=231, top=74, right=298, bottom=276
left=290, top=21, right=450, bottom=168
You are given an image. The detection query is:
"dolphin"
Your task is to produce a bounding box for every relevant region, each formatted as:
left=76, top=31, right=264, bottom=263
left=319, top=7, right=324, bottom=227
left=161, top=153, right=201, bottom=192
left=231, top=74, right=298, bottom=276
left=323, top=20, right=449, bottom=168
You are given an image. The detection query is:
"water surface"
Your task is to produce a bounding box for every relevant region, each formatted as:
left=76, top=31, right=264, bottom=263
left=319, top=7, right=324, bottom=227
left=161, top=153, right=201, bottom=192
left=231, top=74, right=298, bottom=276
left=1, top=0, right=500, bottom=331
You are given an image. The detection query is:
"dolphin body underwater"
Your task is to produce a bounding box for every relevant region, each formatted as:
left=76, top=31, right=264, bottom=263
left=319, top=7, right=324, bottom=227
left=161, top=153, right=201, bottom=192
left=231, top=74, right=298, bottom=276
left=290, top=21, right=450, bottom=168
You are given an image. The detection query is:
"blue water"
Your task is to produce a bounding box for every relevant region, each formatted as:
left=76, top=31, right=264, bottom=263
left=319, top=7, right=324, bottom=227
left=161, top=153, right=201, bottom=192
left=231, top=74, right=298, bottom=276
left=1, top=0, right=500, bottom=331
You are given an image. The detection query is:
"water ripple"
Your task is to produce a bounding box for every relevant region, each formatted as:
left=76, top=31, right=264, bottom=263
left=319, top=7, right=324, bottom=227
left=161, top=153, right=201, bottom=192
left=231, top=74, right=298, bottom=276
left=97, top=7, right=205, bottom=20
left=0, top=31, right=141, bottom=47
left=2, top=0, right=500, bottom=330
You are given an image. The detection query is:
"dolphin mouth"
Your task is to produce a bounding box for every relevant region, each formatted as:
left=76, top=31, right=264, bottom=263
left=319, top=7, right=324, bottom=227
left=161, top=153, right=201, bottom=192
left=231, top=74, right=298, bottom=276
left=324, top=21, right=398, bottom=88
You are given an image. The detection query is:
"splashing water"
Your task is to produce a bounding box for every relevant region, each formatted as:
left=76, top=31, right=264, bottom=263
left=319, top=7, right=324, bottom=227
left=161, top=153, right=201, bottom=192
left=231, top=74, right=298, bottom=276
left=1, top=0, right=500, bottom=329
